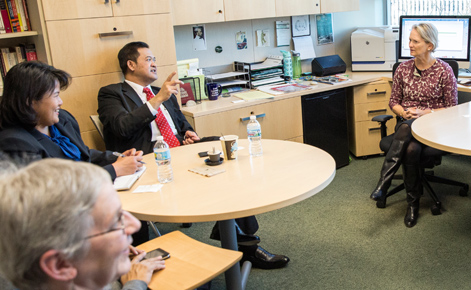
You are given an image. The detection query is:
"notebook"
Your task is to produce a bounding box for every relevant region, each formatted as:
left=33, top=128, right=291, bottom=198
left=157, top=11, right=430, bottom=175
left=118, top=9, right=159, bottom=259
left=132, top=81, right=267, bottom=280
left=113, top=166, right=147, bottom=191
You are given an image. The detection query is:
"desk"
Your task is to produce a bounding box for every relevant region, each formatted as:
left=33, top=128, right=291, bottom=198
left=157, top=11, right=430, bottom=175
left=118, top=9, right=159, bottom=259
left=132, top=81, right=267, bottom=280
left=119, top=139, right=336, bottom=289
left=411, top=102, right=471, bottom=156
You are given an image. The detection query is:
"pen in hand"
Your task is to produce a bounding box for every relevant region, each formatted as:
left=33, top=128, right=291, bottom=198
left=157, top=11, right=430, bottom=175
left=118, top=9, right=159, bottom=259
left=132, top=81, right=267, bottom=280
left=113, top=152, right=146, bottom=164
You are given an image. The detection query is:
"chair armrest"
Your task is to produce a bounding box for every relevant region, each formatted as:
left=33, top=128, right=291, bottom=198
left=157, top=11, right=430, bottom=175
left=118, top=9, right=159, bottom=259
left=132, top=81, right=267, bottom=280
left=372, top=114, right=394, bottom=139
left=372, top=114, right=393, bottom=123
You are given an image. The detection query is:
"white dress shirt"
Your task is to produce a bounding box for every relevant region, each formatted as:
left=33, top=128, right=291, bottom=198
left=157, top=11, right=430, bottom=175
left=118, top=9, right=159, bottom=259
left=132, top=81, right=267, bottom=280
left=125, top=80, right=178, bottom=142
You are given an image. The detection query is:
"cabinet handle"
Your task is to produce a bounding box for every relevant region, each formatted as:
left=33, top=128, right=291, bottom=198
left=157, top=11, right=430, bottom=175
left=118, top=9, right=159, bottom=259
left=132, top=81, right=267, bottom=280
left=104, top=0, right=109, bottom=3
left=98, top=31, right=133, bottom=38
left=367, top=91, right=387, bottom=96
left=369, top=127, right=381, bottom=131
left=218, top=10, right=222, bottom=13
left=240, top=113, right=266, bottom=122
left=115, top=0, right=120, bottom=2
left=368, top=109, right=387, bottom=114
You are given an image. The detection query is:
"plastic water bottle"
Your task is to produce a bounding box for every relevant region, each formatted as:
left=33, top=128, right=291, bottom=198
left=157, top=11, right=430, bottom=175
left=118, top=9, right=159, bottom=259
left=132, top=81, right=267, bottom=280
left=153, top=136, right=173, bottom=183
left=247, top=115, right=263, bottom=156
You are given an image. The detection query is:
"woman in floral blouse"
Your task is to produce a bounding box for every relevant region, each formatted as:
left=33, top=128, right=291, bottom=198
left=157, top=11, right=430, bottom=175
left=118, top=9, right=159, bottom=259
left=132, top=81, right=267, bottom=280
left=370, top=23, right=458, bottom=228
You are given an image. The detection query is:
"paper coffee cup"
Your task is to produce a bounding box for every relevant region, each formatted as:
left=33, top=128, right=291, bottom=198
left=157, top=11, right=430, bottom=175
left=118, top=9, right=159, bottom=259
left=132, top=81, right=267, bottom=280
left=220, top=135, right=238, bottom=160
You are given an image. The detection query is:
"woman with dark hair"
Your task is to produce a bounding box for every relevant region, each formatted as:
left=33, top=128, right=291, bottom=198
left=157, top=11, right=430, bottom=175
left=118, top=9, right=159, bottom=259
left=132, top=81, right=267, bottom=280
left=0, top=61, right=143, bottom=179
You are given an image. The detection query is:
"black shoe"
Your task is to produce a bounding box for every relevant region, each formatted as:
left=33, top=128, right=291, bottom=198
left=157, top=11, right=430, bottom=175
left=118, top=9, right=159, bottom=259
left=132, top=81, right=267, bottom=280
left=240, top=246, right=290, bottom=270
left=404, top=206, right=419, bottom=228
left=210, top=225, right=261, bottom=246
left=370, top=186, right=387, bottom=201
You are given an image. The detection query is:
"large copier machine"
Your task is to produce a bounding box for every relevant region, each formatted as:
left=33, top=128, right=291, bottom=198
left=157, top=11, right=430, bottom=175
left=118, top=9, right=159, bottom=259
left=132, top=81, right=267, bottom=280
left=351, top=26, right=399, bottom=71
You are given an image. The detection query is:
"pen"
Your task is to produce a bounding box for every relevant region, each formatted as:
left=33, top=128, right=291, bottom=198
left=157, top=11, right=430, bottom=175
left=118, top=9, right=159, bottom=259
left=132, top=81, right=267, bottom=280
left=315, top=80, right=335, bottom=85
left=113, top=152, right=146, bottom=164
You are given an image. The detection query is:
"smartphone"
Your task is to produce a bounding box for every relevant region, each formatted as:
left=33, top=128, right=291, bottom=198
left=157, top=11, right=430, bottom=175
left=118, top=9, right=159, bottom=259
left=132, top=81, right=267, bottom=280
left=145, top=248, right=170, bottom=260
left=198, top=151, right=208, bottom=158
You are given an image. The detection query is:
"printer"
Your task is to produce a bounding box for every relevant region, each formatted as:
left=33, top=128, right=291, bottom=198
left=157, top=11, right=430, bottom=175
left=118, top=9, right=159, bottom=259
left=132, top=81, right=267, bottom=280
left=351, top=26, right=399, bottom=71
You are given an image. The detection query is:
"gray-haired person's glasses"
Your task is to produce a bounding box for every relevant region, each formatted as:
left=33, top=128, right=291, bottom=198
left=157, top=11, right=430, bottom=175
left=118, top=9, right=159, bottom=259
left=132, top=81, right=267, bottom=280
left=85, top=211, right=126, bottom=239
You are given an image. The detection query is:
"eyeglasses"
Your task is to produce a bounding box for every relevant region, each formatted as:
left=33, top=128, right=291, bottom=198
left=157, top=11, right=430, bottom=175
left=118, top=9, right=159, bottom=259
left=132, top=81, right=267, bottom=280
left=85, top=211, right=126, bottom=239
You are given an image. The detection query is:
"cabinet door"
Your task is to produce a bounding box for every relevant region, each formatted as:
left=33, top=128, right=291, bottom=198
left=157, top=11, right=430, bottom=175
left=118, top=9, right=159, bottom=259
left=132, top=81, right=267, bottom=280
left=46, top=14, right=176, bottom=77
left=112, top=0, right=171, bottom=17
left=42, top=0, right=113, bottom=21
left=320, top=0, right=359, bottom=13
left=276, top=0, right=320, bottom=17
left=224, top=0, right=276, bottom=21
left=172, top=0, right=224, bottom=25
left=191, top=97, right=303, bottom=141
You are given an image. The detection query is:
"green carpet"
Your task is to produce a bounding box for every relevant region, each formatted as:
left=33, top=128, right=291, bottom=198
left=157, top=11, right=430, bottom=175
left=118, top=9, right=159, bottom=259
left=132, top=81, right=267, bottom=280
left=154, top=153, right=471, bottom=290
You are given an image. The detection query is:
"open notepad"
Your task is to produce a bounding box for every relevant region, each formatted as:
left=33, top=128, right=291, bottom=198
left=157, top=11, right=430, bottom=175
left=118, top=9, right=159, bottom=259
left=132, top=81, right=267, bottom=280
left=113, top=166, right=147, bottom=191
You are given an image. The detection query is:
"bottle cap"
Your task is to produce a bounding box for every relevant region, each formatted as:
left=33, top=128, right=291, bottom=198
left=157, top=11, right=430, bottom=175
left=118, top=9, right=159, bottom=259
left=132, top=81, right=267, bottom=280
left=250, top=115, right=256, bottom=120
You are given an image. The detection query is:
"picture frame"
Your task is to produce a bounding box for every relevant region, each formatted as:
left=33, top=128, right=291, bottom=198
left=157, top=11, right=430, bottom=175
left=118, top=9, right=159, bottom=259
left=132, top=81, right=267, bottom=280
left=316, top=14, right=334, bottom=45
left=291, top=15, right=311, bottom=37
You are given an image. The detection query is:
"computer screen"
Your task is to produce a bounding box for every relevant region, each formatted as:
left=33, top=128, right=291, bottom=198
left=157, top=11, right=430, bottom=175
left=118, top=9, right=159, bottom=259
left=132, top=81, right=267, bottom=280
left=399, top=15, right=471, bottom=64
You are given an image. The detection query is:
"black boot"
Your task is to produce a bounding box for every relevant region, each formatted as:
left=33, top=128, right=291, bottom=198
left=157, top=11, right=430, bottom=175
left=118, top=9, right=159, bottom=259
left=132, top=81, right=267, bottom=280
left=403, top=164, right=422, bottom=228
left=370, top=139, right=408, bottom=201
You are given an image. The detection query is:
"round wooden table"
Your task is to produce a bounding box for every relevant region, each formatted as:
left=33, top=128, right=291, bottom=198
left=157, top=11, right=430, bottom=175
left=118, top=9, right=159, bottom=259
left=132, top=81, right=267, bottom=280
left=411, top=102, right=471, bottom=155
left=119, top=139, right=336, bottom=289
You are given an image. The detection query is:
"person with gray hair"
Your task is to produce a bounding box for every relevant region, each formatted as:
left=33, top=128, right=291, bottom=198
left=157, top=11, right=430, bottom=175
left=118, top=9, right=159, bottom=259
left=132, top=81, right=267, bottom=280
left=369, top=22, right=457, bottom=227
left=0, top=158, right=165, bottom=290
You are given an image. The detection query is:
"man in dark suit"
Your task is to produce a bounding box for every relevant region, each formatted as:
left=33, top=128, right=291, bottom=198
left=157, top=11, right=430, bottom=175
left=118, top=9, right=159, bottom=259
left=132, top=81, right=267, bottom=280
left=97, top=41, right=289, bottom=269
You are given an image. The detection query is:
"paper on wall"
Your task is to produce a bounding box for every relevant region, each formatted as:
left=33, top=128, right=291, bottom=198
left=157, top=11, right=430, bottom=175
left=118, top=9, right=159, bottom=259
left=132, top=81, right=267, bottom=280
left=293, top=36, right=316, bottom=60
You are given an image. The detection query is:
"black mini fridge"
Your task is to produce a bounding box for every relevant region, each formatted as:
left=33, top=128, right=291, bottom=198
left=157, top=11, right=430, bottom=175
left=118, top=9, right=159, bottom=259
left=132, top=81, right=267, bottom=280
left=301, top=88, right=349, bottom=168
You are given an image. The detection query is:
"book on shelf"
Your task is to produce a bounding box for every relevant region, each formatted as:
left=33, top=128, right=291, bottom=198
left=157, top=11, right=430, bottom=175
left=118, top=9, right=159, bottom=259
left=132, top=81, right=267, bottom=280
left=24, top=43, right=36, bottom=61
left=6, top=0, right=21, bottom=32
left=0, top=0, right=11, bottom=33
left=14, top=45, right=25, bottom=63
left=14, top=0, right=27, bottom=31
left=0, top=12, right=5, bottom=33
left=19, top=0, right=30, bottom=31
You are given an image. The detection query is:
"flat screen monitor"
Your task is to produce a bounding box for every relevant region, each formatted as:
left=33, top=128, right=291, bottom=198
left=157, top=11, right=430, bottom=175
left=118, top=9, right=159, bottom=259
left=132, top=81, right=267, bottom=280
left=399, top=15, right=471, bottom=67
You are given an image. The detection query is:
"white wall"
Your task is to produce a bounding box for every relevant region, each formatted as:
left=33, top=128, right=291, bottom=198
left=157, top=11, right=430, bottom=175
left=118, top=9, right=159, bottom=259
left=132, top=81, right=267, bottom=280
left=173, top=0, right=385, bottom=71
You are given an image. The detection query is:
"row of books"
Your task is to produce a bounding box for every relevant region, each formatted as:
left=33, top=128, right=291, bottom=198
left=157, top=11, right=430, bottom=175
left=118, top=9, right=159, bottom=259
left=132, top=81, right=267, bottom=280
left=0, top=43, right=37, bottom=88
left=0, top=0, right=31, bottom=33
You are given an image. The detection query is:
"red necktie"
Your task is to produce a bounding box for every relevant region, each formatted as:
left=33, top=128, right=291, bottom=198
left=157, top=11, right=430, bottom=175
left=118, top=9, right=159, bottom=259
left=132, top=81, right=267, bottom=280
left=143, top=87, right=181, bottom=148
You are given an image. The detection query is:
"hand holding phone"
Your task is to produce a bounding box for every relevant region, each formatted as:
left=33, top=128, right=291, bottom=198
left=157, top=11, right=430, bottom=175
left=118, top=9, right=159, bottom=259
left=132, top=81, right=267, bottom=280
left=145, top=248, right=170, bottom=260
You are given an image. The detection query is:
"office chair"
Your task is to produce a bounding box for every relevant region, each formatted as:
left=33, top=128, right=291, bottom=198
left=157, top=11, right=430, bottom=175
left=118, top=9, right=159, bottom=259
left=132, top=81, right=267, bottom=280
left=89, top=115, right=104, bottom=140
left=372, top=60, right=469, bottom=214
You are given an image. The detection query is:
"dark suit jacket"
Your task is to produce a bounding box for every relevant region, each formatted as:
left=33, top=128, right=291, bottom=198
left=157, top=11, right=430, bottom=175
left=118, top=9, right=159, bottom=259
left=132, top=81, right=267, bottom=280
left=97, top=82, right=194, bottom=154
left=0, top=110, right=118, bottom=180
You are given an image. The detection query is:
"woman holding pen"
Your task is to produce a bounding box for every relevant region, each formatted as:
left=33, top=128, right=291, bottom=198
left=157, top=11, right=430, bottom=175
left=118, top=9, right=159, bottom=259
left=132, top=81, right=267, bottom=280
left=0, top=61, right=143, bottom=180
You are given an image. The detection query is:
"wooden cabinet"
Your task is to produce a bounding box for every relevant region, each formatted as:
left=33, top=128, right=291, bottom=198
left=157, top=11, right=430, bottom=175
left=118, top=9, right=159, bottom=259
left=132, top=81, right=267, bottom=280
left=348, top=80, right=395, bottom=157
left=172, top=0, right=224, bottom=25
left=275, top=0, right=320, bottom=17
left=224, top=0, right=275, bottom=22
left=46, top=14, right=176, bottom=77
left=320, top=0, right=359, bottom=13
left=186, top=97, right=303, bottom=142
left=41, top=0, right=170, bottom=20
left=39, top=0, right=177, bottom=149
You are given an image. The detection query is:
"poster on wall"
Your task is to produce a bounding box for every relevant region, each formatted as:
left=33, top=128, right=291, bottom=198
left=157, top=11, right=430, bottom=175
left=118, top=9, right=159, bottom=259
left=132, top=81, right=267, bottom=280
left=256, top=29, right=270, bottom=47
left=316, top=14, right=334, bottom=45
left=291, top=15, right=310, bottom=37
left=236, top=31, right=247, bottom=50
left=192, top=25, right=207, bottom=51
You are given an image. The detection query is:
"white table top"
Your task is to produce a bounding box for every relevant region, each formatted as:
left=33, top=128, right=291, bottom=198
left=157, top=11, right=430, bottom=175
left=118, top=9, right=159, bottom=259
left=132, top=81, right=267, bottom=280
left=119, top=139, right=336, bottom=223
left=411, top=102, right=471, bottom=156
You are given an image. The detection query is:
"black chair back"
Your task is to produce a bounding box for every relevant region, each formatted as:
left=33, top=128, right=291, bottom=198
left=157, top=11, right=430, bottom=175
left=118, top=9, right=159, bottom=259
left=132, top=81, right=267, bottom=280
left=392, top=59, right=458, bottom=79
